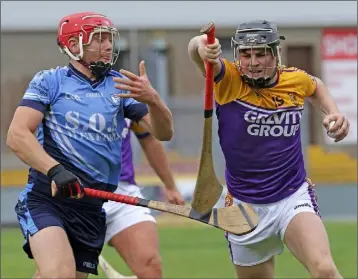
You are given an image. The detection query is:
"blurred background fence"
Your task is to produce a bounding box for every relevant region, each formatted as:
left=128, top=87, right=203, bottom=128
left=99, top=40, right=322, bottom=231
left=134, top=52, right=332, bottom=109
left=1, top=1, right=357, bottom=224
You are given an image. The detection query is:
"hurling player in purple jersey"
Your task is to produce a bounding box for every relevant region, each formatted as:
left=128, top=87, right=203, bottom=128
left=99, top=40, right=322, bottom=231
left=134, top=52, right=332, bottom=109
left=102, top=118, right=184, bottom=279
left=188, top=20, right=348, bottom=278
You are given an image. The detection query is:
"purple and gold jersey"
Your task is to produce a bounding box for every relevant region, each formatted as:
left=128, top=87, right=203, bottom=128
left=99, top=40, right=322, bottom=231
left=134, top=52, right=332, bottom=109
left=119, top=119, right=150, bottom=185
left=214, top=58, right=317, bottom=204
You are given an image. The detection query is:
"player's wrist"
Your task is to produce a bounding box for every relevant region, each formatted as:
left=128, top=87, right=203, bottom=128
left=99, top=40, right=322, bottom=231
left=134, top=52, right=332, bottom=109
left=164, top=184, right=178, bottom=191
left=47, top=164, right=65, bottom=178
left=146, top=92, right=161, bottom=106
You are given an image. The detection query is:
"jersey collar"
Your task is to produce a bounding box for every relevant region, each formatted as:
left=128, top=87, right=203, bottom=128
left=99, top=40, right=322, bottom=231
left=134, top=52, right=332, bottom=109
left=67, top=63, right=108, bottom=88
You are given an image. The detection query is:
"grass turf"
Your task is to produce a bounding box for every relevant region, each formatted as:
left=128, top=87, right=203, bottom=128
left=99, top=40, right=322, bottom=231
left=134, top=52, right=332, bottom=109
left=1, top=221, right=356, bottom=278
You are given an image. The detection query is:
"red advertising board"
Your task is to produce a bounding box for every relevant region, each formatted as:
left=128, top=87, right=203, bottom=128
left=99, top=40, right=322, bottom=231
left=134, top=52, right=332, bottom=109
left=321, top=28, right=357, bottom=144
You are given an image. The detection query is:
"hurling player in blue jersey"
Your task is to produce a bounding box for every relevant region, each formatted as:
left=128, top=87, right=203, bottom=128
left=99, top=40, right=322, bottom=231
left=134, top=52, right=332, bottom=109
left=6, top=12, right=173, bottom=279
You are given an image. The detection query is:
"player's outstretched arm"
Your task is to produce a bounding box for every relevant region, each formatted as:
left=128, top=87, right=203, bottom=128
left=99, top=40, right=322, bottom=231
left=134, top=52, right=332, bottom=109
left=138, top=134, right=185, bottom=205
left=308, top=77, right=349, bottom=142
left=6, top=107, right=59, bottom=175
left=188, top=34, right=222, bottom=77
left=114, top=61, right=173, bottom=141
left=308, top=77, right=340, bottom=115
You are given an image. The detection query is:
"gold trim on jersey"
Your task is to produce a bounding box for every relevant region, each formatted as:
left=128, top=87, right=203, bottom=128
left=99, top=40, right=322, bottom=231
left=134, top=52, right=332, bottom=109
left=214, top=58, right=317, bottom=110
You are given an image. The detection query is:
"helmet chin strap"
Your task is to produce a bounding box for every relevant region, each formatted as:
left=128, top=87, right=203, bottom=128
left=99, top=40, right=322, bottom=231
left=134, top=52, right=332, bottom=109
left=78, top=54, right=113, bottom=80
left=241, top=67, right=277, bottom=88
left=88, top=60, right=112, bottom=80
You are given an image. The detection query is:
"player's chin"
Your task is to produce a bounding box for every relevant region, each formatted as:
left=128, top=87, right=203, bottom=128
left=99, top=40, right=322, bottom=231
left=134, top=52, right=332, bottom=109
left=245, top=71, right=264, bottom=79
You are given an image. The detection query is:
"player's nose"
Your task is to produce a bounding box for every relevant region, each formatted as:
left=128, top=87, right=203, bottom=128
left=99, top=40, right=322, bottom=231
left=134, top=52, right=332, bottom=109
left=249, top=56, right=259, bottom=66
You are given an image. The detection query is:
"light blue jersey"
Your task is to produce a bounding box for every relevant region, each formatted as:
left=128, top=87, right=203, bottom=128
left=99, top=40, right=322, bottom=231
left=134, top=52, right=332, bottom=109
left=20, top=64, right=148, bottom=205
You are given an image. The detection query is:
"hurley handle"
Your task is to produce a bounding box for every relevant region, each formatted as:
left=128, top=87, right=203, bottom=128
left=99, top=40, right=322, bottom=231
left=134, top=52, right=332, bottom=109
left=84, top=188, right=139, bottom=205
left=200, top=22, right=216, bottom=113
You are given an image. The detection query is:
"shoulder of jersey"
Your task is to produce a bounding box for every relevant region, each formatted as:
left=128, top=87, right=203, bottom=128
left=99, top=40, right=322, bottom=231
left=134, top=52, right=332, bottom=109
left=279, top=65, right=311, bottom=75
left=35, top=66, right=64, bottom=76
left=222, top=58, right=238, bottom=68
left=221, top=58, right=242, bottom=75
left=30, top=67, right=67, bottom=84
left=279, top=65, right=314, bottom=81
left=109, top=70, right=126, bottom=78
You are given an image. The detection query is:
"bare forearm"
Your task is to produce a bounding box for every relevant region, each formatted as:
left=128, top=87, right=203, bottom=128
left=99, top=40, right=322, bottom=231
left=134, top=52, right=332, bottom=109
left=6, top=130, right=59, bottom=175
left=309, top=78, right=340, bottom=115
left=140, top=137, right=176, bottom=190
left=147, top=95, right=173, bottom=141
left=188, top=36, right=206, bottom=74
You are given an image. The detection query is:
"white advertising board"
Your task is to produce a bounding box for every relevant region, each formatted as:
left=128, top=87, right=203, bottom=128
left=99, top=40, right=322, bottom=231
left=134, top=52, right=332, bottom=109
left=321, top=28, right=357, bottom=144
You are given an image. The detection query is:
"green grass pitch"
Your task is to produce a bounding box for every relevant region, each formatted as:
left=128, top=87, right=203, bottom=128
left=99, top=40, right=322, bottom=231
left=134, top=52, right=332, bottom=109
left=1, top=221, right=356, bottom=278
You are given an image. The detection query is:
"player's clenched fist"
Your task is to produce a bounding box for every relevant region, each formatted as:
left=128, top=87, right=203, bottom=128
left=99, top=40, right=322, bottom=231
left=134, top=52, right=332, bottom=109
left=197, top=35, right=222, bottom=65
left=48, top=164, right=85, bottom=199
left=323, top=113, right=350, bottom=143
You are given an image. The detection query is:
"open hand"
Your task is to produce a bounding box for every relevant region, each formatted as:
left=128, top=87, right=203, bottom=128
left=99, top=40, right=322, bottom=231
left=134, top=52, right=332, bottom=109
left=113, top=61, right=159, bottom=105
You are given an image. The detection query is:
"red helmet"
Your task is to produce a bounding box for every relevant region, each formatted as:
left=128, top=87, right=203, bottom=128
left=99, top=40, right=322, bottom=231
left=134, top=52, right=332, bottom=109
left=57, top=12, right=119, bottom=66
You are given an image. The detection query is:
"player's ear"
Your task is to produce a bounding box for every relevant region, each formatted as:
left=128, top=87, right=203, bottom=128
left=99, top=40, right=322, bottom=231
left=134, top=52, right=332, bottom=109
left=68, top=37, right=80, bottom=55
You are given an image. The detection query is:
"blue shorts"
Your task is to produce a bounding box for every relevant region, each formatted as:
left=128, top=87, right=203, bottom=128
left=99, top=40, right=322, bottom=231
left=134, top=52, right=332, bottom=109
left=15, top=184, right=107, bottom=275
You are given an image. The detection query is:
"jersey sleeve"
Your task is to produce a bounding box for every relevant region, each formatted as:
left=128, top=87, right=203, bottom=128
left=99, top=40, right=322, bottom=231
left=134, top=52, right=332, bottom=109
left=122, top=97, right=149, bottom=122
left=130, top=121, right=150, bottom=139
left=19, top=70, right=56, bottom=113
left=290, top=68, right=317, bottom=97
left=214, top=58, right=244, bottom=105
left=301, top=72, right=317, bottom=97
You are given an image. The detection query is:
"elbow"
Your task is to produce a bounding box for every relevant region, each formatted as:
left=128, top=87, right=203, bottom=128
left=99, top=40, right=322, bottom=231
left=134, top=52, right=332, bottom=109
left=188, top=37, right=197, bottom=55
left=165, top=128, right=174, bottom=141
left=6, top=128, right=19, bottom=152
left=157, top=126, right=174, bottom=141
left=188, top=36, right=201, bottom=60
left=159, top=111, right=174, bottom=141
left=6, top=126, right=26, bottom=153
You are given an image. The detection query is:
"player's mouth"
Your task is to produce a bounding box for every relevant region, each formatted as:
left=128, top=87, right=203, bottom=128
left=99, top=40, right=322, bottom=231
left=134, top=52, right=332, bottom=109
left=249, top=69, right=263, bottom=73
left=101, top=56, right=111, bottom=63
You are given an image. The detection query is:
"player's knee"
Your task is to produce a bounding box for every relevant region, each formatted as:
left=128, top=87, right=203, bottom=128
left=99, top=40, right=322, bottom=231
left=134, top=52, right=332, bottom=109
left=147, top=253, right=162, bottom=271
left=134, top=253, right=162, bottom=278
left=311, top=260, right=339, bottom=279
left=32, top=270, right=41, bottom=279
left=40, top=265, right=76, bottom=279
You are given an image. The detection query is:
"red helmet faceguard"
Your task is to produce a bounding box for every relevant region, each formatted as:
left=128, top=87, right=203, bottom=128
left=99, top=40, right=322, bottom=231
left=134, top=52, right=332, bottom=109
left=57, top=12, right=120, bottom=70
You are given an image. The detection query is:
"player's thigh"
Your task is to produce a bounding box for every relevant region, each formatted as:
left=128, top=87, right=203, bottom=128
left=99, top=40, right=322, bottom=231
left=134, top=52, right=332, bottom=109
left=227, top=234, right=278, bottom=279
left=109, top=220, right=160, bottom=270
left=234, top=257, right=275, bottom=279
left=105, top=183, right=160, bottom=271
left=283, top=212, right=339, bottom=276
left=75, top=271, right=89, bottom=279
left=280, top=183, right=339, bottom=277
left=104, top=183, right=155, bottom=243
left=32, top=269, right=87, bottom=279
left=225, top=192, right=283, bottom=278
left=15, top=188, right=76, bottom=278
left=66, top=208, right=107, bottom=276
left=29, top=226, right=76, bottom=278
